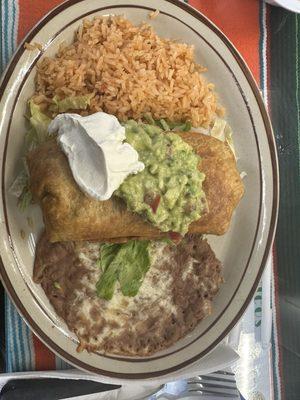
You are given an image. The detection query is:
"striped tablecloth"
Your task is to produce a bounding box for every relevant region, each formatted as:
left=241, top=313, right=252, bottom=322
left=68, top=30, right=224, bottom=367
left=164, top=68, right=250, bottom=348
left=1, top=0, right=299, bottom=399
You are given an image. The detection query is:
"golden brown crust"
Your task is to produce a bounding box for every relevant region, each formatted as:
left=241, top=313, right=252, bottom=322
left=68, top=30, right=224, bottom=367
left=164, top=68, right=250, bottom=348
left=27, top=132, right=244, bottom=242
left=180, top=132, right=245, bottom=235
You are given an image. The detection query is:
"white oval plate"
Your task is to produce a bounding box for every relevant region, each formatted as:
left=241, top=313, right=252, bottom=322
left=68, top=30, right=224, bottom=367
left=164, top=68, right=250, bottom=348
left=0, top=0, right=279, bottom=379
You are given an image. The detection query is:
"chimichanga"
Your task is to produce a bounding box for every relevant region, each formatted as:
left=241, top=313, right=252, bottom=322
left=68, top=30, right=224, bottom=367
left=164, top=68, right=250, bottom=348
left=27, top=132, right=244, bottom=242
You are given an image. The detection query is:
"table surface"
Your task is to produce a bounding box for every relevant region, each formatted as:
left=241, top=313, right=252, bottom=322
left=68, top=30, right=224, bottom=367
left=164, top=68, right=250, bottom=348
left=1, top=1, right=300, bottom=399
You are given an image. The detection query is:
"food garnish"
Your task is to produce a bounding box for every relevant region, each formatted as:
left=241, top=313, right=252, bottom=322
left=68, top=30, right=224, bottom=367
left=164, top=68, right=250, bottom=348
left=96, top=240, right=151, bottom=300
left=117, top=121, right=207, bottom=234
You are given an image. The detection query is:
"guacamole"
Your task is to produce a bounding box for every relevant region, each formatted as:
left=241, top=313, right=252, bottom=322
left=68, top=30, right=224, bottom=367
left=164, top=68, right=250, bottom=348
left=116, top=121, right=207, bottom=234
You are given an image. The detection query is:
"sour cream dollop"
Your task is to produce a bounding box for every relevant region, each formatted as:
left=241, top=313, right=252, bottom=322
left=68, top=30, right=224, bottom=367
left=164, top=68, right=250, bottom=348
left=48, top=112, right=144, bottom=200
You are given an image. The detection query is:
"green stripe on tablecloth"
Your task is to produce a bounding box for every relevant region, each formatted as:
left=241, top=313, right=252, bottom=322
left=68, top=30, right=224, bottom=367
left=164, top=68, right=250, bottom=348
left=270, top=8, right=300, bottom=400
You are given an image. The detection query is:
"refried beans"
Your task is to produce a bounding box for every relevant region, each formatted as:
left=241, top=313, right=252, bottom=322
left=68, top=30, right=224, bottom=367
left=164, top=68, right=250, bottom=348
left=34, top=233, right=223, bottom=356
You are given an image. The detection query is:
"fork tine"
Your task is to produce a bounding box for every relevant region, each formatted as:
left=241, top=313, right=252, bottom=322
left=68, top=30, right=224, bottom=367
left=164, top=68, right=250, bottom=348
left=187, top=371, right=239, bottom=398
left=189, top=374, right=236, bottom=384
left=186, top=370, right=239, bottom=399
left=188, top=381, right=238, bottom=391
left=188, top=387, right=240, bottom=398
left=187, top=382, right=238, bottom=393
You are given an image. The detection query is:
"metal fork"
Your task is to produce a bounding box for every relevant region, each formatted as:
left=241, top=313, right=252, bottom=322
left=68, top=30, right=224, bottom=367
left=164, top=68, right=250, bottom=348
left=153, top=370, right=241, bottom=399
left=186, top=370, right=240, bottom=398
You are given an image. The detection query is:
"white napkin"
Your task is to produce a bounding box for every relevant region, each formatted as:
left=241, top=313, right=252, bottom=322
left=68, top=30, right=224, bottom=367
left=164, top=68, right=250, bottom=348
left=0, top=343, right=239, bottom=400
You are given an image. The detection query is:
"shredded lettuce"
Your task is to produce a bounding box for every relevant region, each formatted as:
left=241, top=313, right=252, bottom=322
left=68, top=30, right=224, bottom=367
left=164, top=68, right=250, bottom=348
left=143, top=113, right=155, bottom=125
left=17, top=183, right=32, bottom=211
left=9, top=156, right=32, bottom=210
left=210, top=118, right=236, bottom=158
left=157, top=119, right=192, bottom=132
left=143, top=114, right=192, bottom=132
left=24, top=127, right=39, bottom=152
left=168, top=120, right=192, bottom=132
left=158, top=119, right=170, bottom=131
left=210, top=118, right=227, bottom=141
left=224, top=123, right=236, bottom=158
left=10, top=100, right=52, bottom=211
left=9, top=168, right=28, bottom=198
left=49, top=94, right=93, bottom=113
left=190, top=126, right=210, bottom=135
left=28, top=99, right=51, bottom=146
left=96, top=240, right=151, bottom=300
left=10, top=165, right=32, bottom=211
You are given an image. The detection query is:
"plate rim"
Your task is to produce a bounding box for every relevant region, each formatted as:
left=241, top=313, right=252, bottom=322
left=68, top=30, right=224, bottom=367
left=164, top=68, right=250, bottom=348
left=0, top=0, right=279, bottom=378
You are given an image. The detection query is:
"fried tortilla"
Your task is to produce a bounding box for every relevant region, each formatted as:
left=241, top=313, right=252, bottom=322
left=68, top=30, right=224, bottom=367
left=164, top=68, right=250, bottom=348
left=27, top=132, right=244, bottom=242
left=33, top=233, right=223, bottom=355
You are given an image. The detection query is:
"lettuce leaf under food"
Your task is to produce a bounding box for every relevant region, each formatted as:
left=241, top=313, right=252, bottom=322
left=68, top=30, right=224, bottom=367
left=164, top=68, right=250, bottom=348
left=143, top=114, right=192, bottom=132
left=96, top=240, right=151, bottom=300
left=24, top=127, right=40, bottom=152
left=50, top=94, right=93, bottom=113
left=168, top=120, right=192, bottom=132
left=143, top=113, right=155, bottom=125
left=18, top=186, right=32, bottom=211
left=224, top=123, right=236, bottom=158
left=210, top=118, right=227, bottom=141
left=28, top=99, right=51, bottom=146
left=211, top=118, right=236, bottom=158
left=158, top=119, right=192, bottom=132
left=9, top=168, right=28, bottom=198
left=9, top=157, right=33, bottom=210
left=158, top=119, right=170, bottom=131
left=11, top=100, right=51, bottom=211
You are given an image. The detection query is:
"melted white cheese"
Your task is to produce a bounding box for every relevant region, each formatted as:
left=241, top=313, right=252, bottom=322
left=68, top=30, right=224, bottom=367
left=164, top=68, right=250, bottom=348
left=48, top=112, right=144, bottom=200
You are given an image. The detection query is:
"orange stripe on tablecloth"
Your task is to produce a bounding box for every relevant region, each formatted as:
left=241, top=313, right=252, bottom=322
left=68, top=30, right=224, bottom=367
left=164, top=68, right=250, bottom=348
left=17, top=0, right=62, bottom=43
left=33, top=334, right=56, bottom=370
left=189, top=0, right=260, bottom=85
